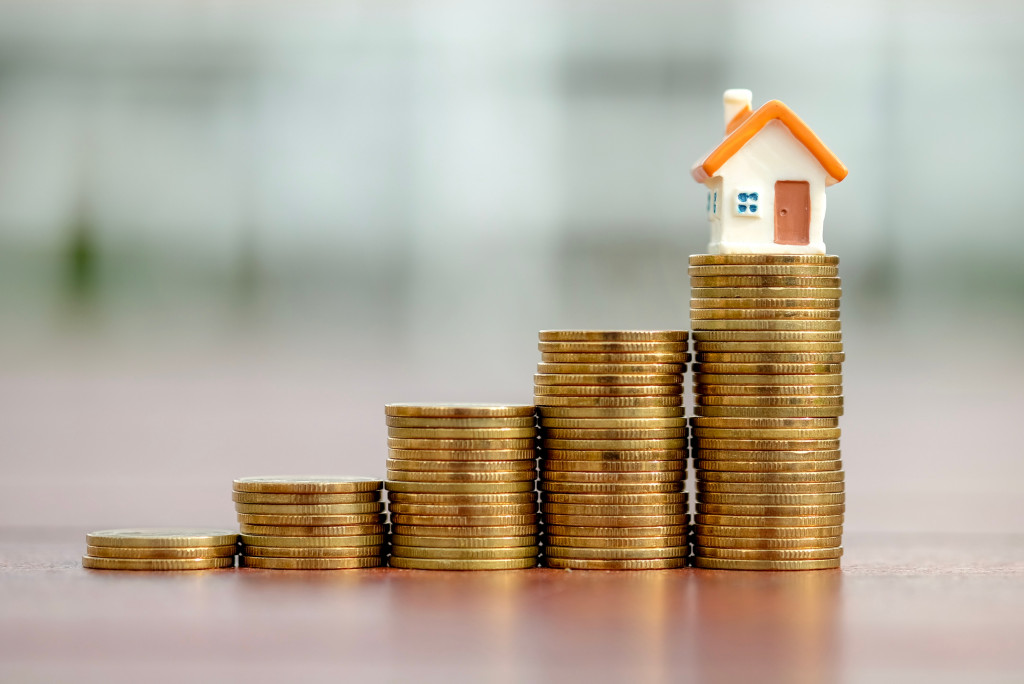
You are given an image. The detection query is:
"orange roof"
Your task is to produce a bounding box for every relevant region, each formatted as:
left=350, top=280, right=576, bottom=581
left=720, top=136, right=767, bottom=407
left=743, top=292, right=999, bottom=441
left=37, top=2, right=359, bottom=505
left=691, top=99, right=848, bottom=185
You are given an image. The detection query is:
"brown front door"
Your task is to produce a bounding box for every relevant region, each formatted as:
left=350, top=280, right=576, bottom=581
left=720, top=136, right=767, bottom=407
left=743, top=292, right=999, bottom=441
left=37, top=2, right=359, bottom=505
left=774, top=181, right=811, bottom=245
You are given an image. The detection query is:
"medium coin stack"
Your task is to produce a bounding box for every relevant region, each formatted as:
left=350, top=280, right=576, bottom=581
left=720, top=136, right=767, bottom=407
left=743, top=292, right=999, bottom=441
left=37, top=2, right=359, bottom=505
left=689, top=254, right=845, bottom=570
left=535, top=331, right=690, bottom=570
left=82, top=528, right=238, bottom=570
left=234, top=476, right=387, bottom=570
left=385, top=403, right=541, bottom=570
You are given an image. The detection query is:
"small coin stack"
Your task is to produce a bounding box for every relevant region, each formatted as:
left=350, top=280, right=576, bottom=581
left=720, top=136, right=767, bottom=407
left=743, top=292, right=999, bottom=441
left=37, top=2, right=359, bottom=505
left=689, top=254, right=844, bottom=571
left=535, top=331, right=690, bottom=570
left=83, top=528, right=238, bottom=570
left=234, top=476, right=387, bottom=570
left=385, top=403, right=541, bottom=570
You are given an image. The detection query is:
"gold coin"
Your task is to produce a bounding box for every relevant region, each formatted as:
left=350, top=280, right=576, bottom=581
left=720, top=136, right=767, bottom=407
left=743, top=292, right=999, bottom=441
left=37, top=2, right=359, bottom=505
left=694, top=363, right=843, bottom=375
left=232, top=491, right=380, bottom=504
left=389, top=556, right=537, bottom=570
left=390, top=513, right=539, bottom=526
left=696, top=352, right=844, bottom=363
left=541, top=470, right=680, bottom=483
left=388, top=503, right=536, bottom=516
left=388, top=448, right=537, bottom=462
left=691, top=417, right=837, bottom=429
left=540, top=352, right=690, bottom=364
left=540, top=438, right=687, bottom=451
left=385, top=416, right=536, bottom=428
left=387, top=427, right=537, bottom=439
left=540, top=481, right=680, bottom=494
left=545, top=557, right=685, bottom=570
left=390, top=535, right=537, bottom=548
left=238, top=524, right=386, bottom=536
left=693, top=535, right=842, bottom=550
left=391, top=524, right=539, bottom=538
left=237, top=513, right=385, bottom=526
left=386, top=459, right=535, bottom=473
left=537, top=363, right=686, bottom=375
left=539, top=417, right=688, bottom=429
left=86, top=528, right=238, bottom=548
left=541, top=503, right=683, bottom=516
left=695, top=405, right=844, bottom=418
left=695, top=546, right=842, bottom=561
left=695, top=373, right=843, bottom=386
left=534, top=373, right=684, bottom=387
left=693, top=330, right=843, bottom=341
left=697, top=493, right=845, bottom=506
left=85, top=545, right=236, bottom=559
left=693, top=428, right=840, bottom=440
left=242, top=556, right=383, bottom=570
left=390, top=545, right=539, bottom=560
left=240, top=534, right=386, bottom=547
left=543, top=513, right=689, bottom=527
left=541, top=460, right=684, bottom=473
left=82, top=556, right=234, bottom=571
left=538, top=341, right=689, bottom=354
left=387, top=438, right=536, bottom=451
left=543, top=449, right=687, bottom=461
left=541, top=428, right=687, bottom=440
left=535, top=396, right=684, bottom=407
left=539, top=330, right=689, bottom=342
left=534, top=384, right=681, bottom=396
left=697, top=469, right=844, bottom=482
left=693, top=439, right=839, bottom=451
left=694, top=524, right=843, bottom=538
left=544, top=524, right=687, bottom=538
left=386, top=470, right=534, bottom=483
left=696, top=385, right=842, bottom=397
left=540, top=492, right=687, bottom=505
left=544, top=545, right=687, bottom=560
left=386, top=492, right=536, bottom=504
left=234, top=502, right=384, bottom=515
left=538, top=406, right=686, bottom=418
left=544, top=535, right=688, bottom=549
left=696, top=461, right=843, bottom=475
left=693, top=320, right=843, bottom=332
left=692, top=298, right=839, bottom=310
left=242, top=545, right=383, bottom=558
left=385, top=481, right=535, bottom=494
left=233, top=476, right=382, bottom=494
left=384, top=403, right=535, bottom=418
left=696, top=395, right=843, bottom=406
left=695, top=341, right=843, bottom=353
left=689, top=254, right=839, bottom=266
left=698, top=481, right=843, bottom=494
left=695, top=514, right=844, bottom=527
left=692, top=557, right=840, bottom=570
left=690, top=276, right=840, bottom=288
left=689, top=265, right=838, bottom=277
left=696, top=503, right=845, bottom=516
left=691, top=287, right=842, bottom=299
left=694, top=449, right=841, bottom=462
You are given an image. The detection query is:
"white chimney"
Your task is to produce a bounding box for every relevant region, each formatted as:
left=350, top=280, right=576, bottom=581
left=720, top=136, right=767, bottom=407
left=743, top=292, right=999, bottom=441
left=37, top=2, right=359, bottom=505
left=723, top=89, right=753, bottom=130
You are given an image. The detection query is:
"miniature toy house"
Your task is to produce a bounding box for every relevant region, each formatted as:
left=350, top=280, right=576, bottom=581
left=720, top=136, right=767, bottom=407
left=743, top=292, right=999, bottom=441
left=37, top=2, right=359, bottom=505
left=692, top=90, right=848, bottom=255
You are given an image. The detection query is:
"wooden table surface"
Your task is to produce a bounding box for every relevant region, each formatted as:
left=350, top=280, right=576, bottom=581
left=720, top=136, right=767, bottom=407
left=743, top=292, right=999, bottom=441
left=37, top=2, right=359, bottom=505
left=2, top=529, right=1022, bottom=683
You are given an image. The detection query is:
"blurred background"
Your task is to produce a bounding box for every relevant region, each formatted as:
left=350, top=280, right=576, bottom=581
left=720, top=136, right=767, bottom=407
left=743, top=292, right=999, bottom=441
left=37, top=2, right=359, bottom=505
left=1, top=0, right=1022, bottom=536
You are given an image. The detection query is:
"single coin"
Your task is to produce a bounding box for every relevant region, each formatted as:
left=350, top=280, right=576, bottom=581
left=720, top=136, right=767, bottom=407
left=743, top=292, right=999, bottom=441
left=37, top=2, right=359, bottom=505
left=386, top=492, right=536, bottom=504
left=693, top=330, right=843, bottom=342
left=695, top=341, right=843, bottom=353
left=385, top=481, right=535, bottom=494
left=691, top=287, right=842, bottom=299
left=541, top=503, right=683, bottom=516
left=534, top=385, right=681, bottom=396
left=540, top=460, right=684, bottom=473
left=694, top=363, right=843, bottom=375
left=696, top=352, right=844, bottom=364
left=697, top=469, right=844, bottom=482
left=692, top=320, right=842, bottom=332
left=385, top=416, right=536, bottom=428
left=693, top=439, right=840, bottom=451
left=386, top=470, right=535, bottom=483
left=240, top=534, right=387, bottom=548
left=387, top=438, right=536, bottom=451
left=389, top=556, right=537, bottom=570
left=541, top=428, right=687, bottom=440
left=544, top=545, right=687, bottom=560
left=242, top=556, right=384, bottom=570
left=537, top=363, right=686, bottom=375
left=540, top=492, right=687, bottom=505
left=242, top=545, right=383, bottom=558
left=232, top=491, right=380, bottom=504
left=386, top=459, right=536, bottom=473
left=544, top=535, right=688, bottom=549
left=695, top=405, right=843, bottom=418
left=236, top=514, right=385, bottom=526
left=86, top=528, right=238, bottom=548
left=388, top=449, right=537, bottom=462
left=692, top=298, right=839, bottom=310
left=541, top=439, right=687, bottom=451
left=234, top=502, right=384, bottom=515
left=539, top=417, right=688, bottom=429
left=390, top=514, right=539, bottom=526
left=534, top=373, right=684, bottom=387
left=545, top=524, right=687, bottom=538
left=540, top=352, right=689, bottom=364
left=540, top=481, right=681, bottom=494
left=698, top=480, right=842, bottom=494
left=545, top=557, right=685, bottom=570
left=688, top=265, right=838, bottom=277
left=82, top=556, right=234, bottom=571
left=543, top=514, right=689, bottom=527
left=693, top=535, right=843, bottom=550
left=543, top=449, right=687, bottom=462
left=694, top=449, right=841, bottom=463
left=538, top=341, right=689, bottom=354
left=539, top=330, right=689, bottom=342
left=388, top=503, right=536, bottom=516
left=390, top=545, right=539, bottom=560
left=537, top=406, right=685, bottom=418
left=689, top=254, right=839, bottom=266
left=85, top=545, right=237, bottom=559
left=692, top=556, right=841, bottom=570
left=541, top=470, right=680, bottom=483
left=695, top=514, right=844, bottom=528
left=695, top=372, right=843, bottom=386
left=238, top=524, right=386, bottom=536
left=390, top=535, right=537, bottom=549
left=697, top=493, right=845, bottom=505
left=696, top=386, right=842, bottom=397
left=535, top=396, right=684, bottom=407
left=693, top=428, right=840, bottom=440
left=696, top=503, right=845, bottom=516
left=696, top=462, right=843, bottom=476
left=690, top=276, right=840, bottom=288
left=387, top=427, right=537, bottom=439
left=695, top=546, right=843, bottom=561
left=233, top=476, right=382, bottom=494
left=691, top=417, right=838, bottom=429
left=694, top=524, right=843, bottom=539
left=391, top=524, right=539, bottom=538
left=384, top=404, right=535, bottom=418
left=696, top=395, right=843, bottom=407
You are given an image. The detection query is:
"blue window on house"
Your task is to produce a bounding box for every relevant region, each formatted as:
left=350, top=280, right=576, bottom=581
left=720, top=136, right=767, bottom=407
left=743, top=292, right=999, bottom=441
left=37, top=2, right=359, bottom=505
left=713, top=192, right=717, bottom=215
left=735, top=190, right=760, bottom=216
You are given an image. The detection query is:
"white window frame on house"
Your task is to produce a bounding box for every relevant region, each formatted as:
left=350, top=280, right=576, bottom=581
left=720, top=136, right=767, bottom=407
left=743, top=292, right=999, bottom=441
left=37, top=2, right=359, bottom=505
left=734, top=189, right=761, bottom=217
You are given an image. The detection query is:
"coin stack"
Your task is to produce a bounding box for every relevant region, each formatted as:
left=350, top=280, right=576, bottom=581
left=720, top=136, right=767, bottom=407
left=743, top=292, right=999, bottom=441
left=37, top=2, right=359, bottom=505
left=689, top=254, right=844, bottom=571
left=385, top=403, right=541, bottom=570
left=82, top=528, right=237, bottom=570
left=534, top=331, right=690, bottom=570
left=234, top=476, right=387, bottom=570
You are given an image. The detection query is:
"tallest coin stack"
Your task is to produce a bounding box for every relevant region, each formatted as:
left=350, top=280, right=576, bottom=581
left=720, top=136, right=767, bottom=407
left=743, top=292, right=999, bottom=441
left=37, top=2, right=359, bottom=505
left=688, top=254, right=845, bottom=570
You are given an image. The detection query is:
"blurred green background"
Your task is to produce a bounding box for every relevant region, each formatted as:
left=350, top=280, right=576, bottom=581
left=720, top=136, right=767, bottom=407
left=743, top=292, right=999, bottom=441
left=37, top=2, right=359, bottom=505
left=0, top=0, right=1021, bottom=535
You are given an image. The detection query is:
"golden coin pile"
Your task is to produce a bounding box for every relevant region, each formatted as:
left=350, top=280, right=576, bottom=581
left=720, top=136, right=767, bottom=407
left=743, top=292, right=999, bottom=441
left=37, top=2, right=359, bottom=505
left=689, top=254, right=844, bottom=570
left=82, top=528, right=238, bottom=570
left=385, top=403, right=541, bottom=570
left=234, top=476, right=387, bottom=569
left=535, top=331, right=690, bottom=570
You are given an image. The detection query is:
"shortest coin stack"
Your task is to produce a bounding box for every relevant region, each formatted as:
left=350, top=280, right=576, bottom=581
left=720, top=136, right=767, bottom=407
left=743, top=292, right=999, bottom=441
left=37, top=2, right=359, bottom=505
left=234, top=476, right=387, bottom=570
left=83, top=528, right=238, bottom=570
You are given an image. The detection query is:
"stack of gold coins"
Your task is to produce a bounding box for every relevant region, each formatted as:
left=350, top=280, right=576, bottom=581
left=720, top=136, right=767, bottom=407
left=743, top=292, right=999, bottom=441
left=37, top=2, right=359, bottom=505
left=82, top=528, right=237, bottom=570
left=689, top=254, right=844, bottom=570
left=234, top=476, right=387, bottom=570
left=385, top=403, right=540, bottom=570
left=534, top=331, right=690, bottom=570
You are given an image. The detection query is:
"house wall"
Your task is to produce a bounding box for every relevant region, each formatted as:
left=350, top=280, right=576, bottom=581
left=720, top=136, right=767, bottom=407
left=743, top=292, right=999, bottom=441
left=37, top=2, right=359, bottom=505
left=707, top=120, right=829, bottom=255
